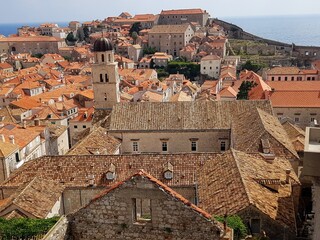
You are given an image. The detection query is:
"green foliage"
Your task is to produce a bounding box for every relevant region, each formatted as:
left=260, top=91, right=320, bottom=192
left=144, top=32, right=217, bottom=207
left=215, top=215, right=247, bottom=240
left=156, top=68, right=169, bottom=79
left=131, top=31, right=138, bottom=44
left=166, top=61, right=200, bottom=80
left=66, top=32, right=77, bottom=43
left=83, top=26, right=90, bottom=39
left=143, top=46, right=157, bottom=55
left=0, top=217, right=59, bottom=239
left=236, top=80, right=258, bottom=100
left=242, top=60, right=266, bottom=73
left=129, top=22, right=142, bottom=36
left=31, top=53, right=43, bottom=59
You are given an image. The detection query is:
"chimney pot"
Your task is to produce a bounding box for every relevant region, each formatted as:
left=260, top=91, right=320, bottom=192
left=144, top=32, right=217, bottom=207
left=9, top=135, right=14, bottom=145
left=285, top=169, right=291, bottom=184
left=0, top=134, right=5, bottom=142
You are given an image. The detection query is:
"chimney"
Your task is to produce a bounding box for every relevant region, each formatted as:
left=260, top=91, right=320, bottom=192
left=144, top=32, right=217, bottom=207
left=22, top=120, right=27, bottom=129
left=0, top=134, right=5, bottom=142
left=285, top=169, right=291, bottom=184
left=34, top=118, right=41, bottom=126
left=9, top=135, right=14, bottom=145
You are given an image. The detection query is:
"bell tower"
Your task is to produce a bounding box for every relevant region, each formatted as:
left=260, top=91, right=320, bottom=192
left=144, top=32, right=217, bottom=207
left=92, top=38, right=120, bottom=110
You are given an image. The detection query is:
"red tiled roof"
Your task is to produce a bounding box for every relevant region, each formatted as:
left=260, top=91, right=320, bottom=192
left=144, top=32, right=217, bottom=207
left=270, top=91, right=320, bottom=108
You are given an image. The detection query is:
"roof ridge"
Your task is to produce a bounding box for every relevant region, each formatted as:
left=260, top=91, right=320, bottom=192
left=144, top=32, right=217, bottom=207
left=230, top=149, right=252, bottom=206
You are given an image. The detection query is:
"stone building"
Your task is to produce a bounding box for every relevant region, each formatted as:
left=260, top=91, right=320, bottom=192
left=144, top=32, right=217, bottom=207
left=68, top=170, right=231, bottom=240
left=198, top=149, right=300, bottom=240
left=148, top=24, right=194, bottom=57
left=92, top=38, right=120, bottom=110
left=200, top=54, right=221, bottom=79
left=158, top=8, right=210, bottom=27
left=0, top=36, right=66, bottom=55
left=108, top=101, right=273, bottom=155
left=0, top=150, right=299, bottom=238
left=267, top=81, right=320, bottom=128
left=265, top=66, right=319, bottom=81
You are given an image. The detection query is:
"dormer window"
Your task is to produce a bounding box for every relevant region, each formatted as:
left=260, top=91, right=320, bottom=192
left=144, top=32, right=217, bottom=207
left=163, top=162, right=173, bottom=180
left=106, top=163, right=116, bottom=181
left=164, top=170, right=173, bottom=180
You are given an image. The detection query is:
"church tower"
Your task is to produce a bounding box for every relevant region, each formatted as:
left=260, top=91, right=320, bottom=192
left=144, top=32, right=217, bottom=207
left=92, top=38, right=120, bottom=109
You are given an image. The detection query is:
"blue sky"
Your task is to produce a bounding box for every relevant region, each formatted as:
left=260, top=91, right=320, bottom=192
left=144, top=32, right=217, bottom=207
left=2, top=0, right=320, bottom=23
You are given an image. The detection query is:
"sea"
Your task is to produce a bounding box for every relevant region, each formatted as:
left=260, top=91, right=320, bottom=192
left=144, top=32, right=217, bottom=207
left=224, top=14, right=320, bottom=46
left=0, top=15, right=319, bottom=46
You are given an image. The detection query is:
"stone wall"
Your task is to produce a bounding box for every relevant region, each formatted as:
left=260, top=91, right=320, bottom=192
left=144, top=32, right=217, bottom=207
left=68, top=176, right=223, bottom=240
left=43, top=216, right=69, bottom=240
left=239, top=206, right=295, bottom=240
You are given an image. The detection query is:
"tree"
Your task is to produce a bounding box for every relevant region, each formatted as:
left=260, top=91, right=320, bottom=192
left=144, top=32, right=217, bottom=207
left=242, top=60, right=266, bottom=73
left=236, top=80, right=258, bottom=100
left=215, top=215, right=247, bottom=240
left=129, top=22, right=142, bottom=36
left=143, top=46, right=157, bottom=55
left=166, top=61, right=200, bottom=81
left=83, top=26, right=90, bottom=39
left=131, top=31, right=138, bottom=45
left=66, top=32, right=78, bottom=45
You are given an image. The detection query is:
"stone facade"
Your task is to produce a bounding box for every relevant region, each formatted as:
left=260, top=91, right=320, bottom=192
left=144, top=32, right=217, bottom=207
left=0, top=37, right=66, bottom=55
left=68, top=172, right=225, bottom=240
left=92, top=45, right=120, bottom=110
left=275, top=107, right=320, bottom=128
left=148, top=25, right=194, bottom=57
left=112, top=130, right=230, bottom=154
left=158, top=9, right=210, bottom=27
left=239, top=206, right=296, bottom=240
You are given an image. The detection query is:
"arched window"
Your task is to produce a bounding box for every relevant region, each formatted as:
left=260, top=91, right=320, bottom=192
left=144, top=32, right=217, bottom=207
left=108, top=54, right=111, bottom=62
left=105, top=74, right=109, bottom=83
left=101, top=54, right=105, bottom=62
left=11, top=47, right=16, bottom=52
left=100, top=74, right=103, bottom=82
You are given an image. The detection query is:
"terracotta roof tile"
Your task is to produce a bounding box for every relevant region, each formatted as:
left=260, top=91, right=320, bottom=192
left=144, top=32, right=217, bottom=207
left=109, top=101, right=273, bottom=131
left=0, top=177, right=64, bottom=218
left=198, top=149, right=299, bottom=232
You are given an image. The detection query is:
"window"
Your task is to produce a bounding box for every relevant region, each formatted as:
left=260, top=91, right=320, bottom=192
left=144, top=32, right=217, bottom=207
left=15, top=152, right=20, bottom=162
left=311, top=117, right=316, bottom=123
left=105, top=74, right=109, bottom=82
left=305, top=51, right=309, bottom=56
left=83, top=125, right=86, bottom=129
left=132, top=141, right=139, bottom=152
left=291, top=76, right=294, bottom=81
left=220, top=141, right=226, bottom=151
left=101, top=54, right=105, bottom=62
left=251, top=219, right=261, bottom=234
left=278, top=76, right=281, bottom=81
left=100, top=74, right=103, bottom=82
left=285, top=77, right=288, bottom=81
left=191, top=141, right=197, bottom=152
left=271, top=77, right=274, bottom=81
left=162, top=141, right=168, bottom=152
left=294, top=117, right=300, bottom=122
left=133, top=198, right=151, bottom=223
